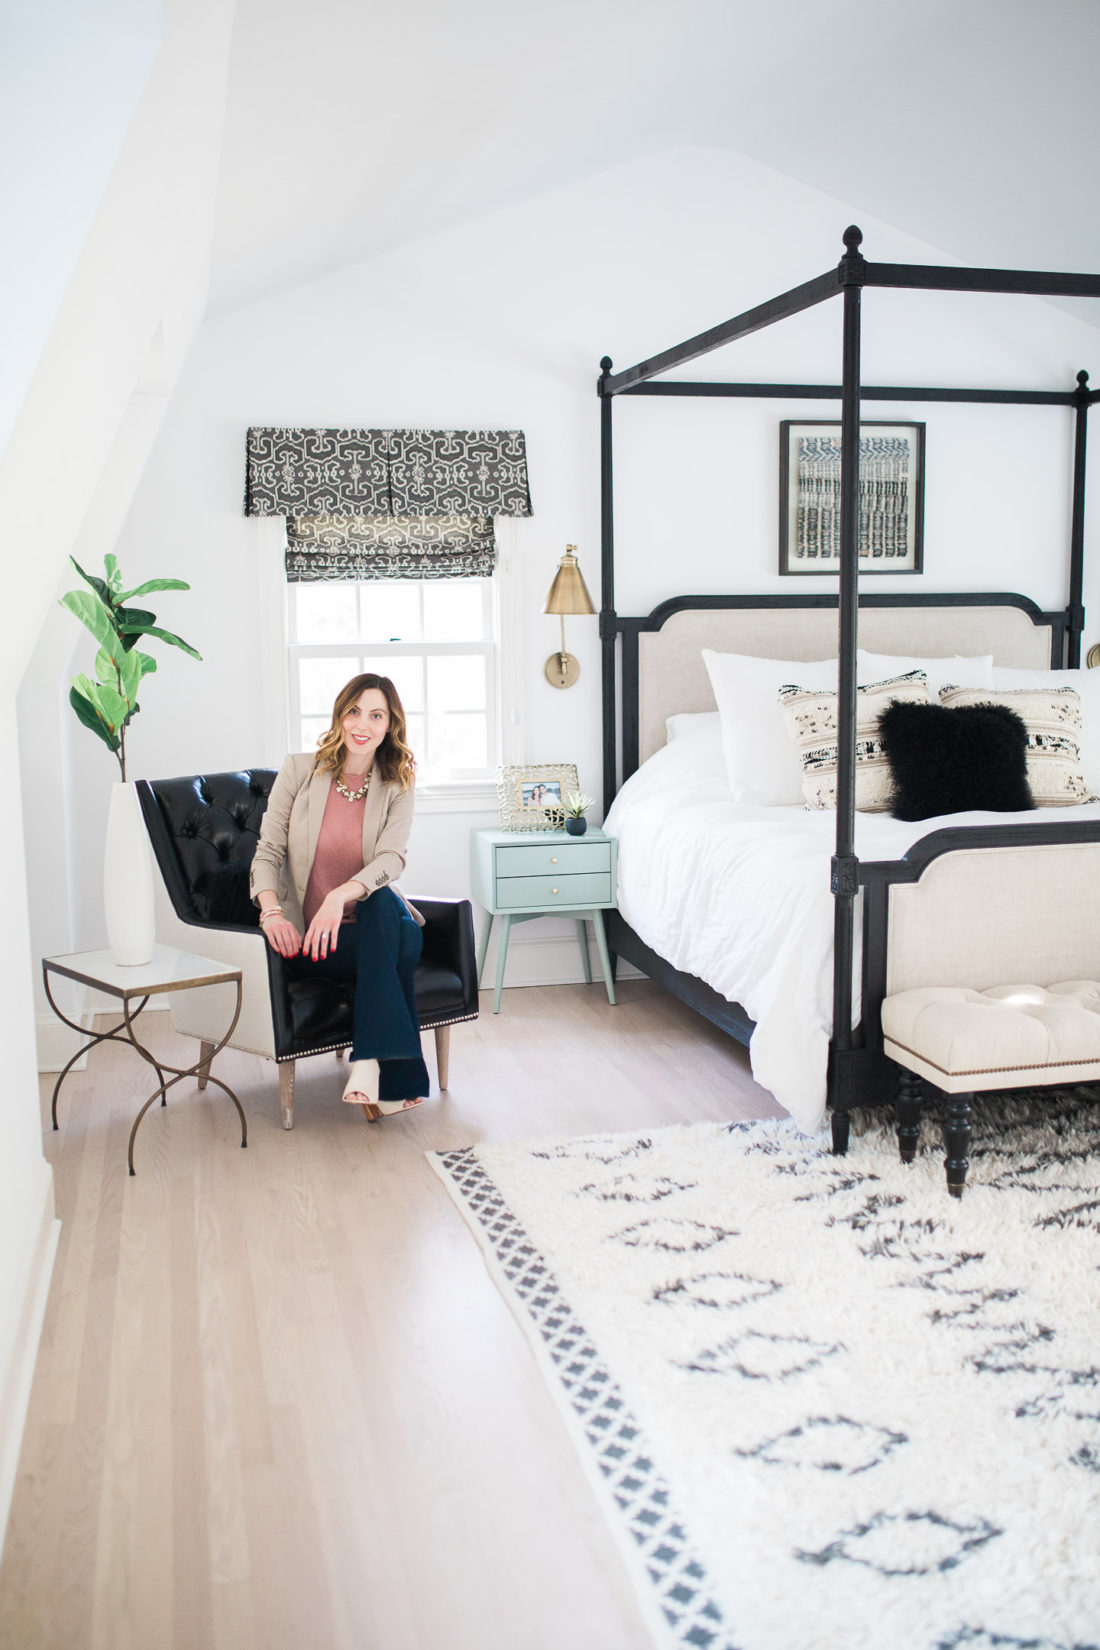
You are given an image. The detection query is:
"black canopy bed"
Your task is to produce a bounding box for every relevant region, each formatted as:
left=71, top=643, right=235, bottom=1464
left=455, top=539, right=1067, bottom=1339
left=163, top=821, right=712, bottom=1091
left=597, top=226, right=1100, bottom=1156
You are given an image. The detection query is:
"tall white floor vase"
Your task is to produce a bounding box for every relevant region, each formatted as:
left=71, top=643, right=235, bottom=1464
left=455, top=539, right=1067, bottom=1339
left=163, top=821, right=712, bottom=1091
left=104, top=780, right=156, bottom=967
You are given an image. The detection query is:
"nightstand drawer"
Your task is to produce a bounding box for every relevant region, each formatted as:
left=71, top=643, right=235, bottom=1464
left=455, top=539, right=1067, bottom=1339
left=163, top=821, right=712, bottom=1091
left=496, top=841, right=612, bottom=878
left=495, top=872, right=613, bottom=910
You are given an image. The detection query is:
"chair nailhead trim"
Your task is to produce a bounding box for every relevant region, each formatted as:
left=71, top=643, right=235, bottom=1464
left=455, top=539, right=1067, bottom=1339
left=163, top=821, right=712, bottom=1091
left=273, top=1010, right=479, bottom=1063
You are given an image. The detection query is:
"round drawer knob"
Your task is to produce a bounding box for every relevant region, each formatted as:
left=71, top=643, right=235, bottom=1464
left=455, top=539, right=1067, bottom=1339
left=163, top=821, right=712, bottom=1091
left=551, top=887, right=558, bottom=895
left=551, top=857, right=558, bottom=863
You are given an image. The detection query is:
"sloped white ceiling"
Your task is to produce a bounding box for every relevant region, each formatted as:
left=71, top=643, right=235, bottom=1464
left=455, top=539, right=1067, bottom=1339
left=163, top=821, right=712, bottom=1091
left=209, top=0, right=1100, bottom=320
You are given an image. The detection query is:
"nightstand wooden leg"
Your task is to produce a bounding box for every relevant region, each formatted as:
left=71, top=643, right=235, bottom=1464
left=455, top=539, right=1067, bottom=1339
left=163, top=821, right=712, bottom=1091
left=575, top=920, right=592, bottom=983
left=492, top=914, right=513, bottom=1013
left=476, top=912, right=493, bottom=986
left=590, top=910, right=617, bottom=1006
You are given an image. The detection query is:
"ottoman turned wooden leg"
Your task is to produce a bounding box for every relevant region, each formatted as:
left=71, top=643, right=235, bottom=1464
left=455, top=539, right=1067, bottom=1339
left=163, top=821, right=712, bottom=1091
left=895, top=1068, right=924, bottom=1163
left=944, top=1092, right=972, bottom=1197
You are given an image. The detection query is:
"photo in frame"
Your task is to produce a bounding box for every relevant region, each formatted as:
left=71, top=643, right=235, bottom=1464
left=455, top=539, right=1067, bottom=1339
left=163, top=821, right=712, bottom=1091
left=779, top=420, right=925, bottom=575
left=497, top=763, right=579, bottom=832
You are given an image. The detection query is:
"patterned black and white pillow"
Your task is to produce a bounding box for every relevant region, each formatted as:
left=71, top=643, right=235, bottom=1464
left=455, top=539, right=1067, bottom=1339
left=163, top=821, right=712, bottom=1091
left=939, top=684, right=1098, bottom=806
left=778, top=671, right=930, bottom=811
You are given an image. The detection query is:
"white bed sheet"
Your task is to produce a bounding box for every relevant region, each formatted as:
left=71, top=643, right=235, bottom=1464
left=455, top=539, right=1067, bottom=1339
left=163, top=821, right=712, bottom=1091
left=604, top=738, right=1100, bottom=1134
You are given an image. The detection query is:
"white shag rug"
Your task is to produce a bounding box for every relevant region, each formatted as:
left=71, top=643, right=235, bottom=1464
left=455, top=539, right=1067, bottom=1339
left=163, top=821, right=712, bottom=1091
left=430, top=1093, right=1100, bottom=1650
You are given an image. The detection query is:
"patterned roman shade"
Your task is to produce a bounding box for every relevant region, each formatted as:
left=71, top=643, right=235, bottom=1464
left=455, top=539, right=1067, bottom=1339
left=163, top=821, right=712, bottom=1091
left=245, top=426, right=530, bottom=581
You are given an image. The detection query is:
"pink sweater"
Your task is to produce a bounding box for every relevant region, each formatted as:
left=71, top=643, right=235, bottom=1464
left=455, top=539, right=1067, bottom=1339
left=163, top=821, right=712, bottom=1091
left=303, top=782, right=368, bottom=928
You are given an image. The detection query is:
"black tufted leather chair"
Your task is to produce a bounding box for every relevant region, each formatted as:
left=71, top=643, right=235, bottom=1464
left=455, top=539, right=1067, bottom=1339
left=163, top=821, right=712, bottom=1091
left=136, top=771, right=478, bottom=1128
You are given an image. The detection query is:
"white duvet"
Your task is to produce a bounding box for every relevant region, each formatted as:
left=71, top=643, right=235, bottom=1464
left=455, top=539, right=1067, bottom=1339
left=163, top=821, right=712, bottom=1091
left=604, top=735, right=1100, bottom=1134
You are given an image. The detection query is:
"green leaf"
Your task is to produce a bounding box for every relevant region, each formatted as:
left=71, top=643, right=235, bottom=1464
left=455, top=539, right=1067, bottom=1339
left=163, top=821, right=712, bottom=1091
left=117, top=578, right=190, bottom=601
left=131, top=624, right=202, bottom=660
left=114, top=605, right=156, bottom=651
left=93, top=634, right=141, bottom=697
left=114, top=605, right=156, bottom=631
left=60, top=589, right=117, bottom=648
left=119, top=643, right=143, bottom=702
left=104, top=553, right=122, bottom=592
left=134, top=651, right=157, bottom=678
left=68, top=556, right=111, bottom=604
left=74, top=674, right=128, bottom=734
left=69, top=685, right=120, bottom=753
left=94, top=645, right=122, bottom=686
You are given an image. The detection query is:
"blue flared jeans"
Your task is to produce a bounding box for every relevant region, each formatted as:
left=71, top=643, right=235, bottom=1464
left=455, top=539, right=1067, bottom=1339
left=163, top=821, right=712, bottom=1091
left=288, top=887, right=429, bottom=1101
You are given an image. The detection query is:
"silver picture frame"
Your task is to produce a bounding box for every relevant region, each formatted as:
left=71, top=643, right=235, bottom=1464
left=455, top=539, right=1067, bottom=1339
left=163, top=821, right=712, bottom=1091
left=496, top=763, right=579, bottom=831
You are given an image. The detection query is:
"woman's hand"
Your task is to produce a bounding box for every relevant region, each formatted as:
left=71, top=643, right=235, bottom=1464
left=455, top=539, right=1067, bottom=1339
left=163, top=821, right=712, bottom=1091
left=261, top=914, right=302, bottom=958
left=302, top=887, right=356, bottom=961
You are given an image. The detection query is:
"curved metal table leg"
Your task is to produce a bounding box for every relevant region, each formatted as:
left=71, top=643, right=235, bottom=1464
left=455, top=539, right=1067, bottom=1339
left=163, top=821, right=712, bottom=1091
left=119, top=980, right=245, bottom=1175
left=43, top=973, right=168, bottom=1129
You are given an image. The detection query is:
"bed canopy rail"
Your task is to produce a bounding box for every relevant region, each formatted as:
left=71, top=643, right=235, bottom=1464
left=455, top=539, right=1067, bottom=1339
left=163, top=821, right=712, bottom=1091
left=598, top=225, right=1099, bottom=1144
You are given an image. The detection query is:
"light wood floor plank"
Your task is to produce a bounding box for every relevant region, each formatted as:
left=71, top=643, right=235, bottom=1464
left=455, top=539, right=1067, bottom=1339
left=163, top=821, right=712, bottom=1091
left=0, top=981, right=782, bottom=1649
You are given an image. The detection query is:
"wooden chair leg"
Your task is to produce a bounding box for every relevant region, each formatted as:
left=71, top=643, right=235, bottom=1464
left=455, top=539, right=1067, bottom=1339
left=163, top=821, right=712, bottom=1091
left=197, top=1040, right=215, bottom=1090
left=279, top=1061, right=296, bottom=1130
left=434, top=1025, right=451, bottom=1091
left=895, top=1068, right=924, bottom=1163
left=830, top=1108, right=850, bottom=1155
left=943, top=1092, right=972, bottom=1197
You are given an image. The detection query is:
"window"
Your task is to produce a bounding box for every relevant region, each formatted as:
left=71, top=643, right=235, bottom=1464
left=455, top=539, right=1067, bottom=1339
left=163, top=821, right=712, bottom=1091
left=287, top=577, right=498, bottom=784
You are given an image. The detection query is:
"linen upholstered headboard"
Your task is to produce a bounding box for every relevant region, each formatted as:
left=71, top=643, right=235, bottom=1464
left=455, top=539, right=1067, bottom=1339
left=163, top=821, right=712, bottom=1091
left=630, top=594, right=1062, bottom=773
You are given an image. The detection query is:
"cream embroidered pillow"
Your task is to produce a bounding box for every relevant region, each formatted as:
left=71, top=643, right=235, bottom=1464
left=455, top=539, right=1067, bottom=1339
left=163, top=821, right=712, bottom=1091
left=778, top=672, right=930, bottom=811
left=939, top=685, right=1097, bottom=806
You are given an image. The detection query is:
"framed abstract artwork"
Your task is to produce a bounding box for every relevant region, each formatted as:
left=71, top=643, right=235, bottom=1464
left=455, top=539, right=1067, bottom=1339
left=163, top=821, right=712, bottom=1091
left=779, top=420, right=926, bottom=575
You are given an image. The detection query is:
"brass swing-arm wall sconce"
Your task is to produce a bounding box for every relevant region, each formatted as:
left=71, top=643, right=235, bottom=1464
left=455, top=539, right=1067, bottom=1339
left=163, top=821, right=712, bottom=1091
left=543, top=545, right=595, bottom=688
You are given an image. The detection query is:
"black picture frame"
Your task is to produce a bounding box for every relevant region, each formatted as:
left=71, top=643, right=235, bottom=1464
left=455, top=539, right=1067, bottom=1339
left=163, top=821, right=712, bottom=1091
left=779, top=420, right=926, bottom=575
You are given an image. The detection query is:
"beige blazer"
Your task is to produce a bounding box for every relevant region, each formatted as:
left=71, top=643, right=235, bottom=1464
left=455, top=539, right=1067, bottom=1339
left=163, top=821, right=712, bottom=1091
left=249, top=753, right=423, bottom=932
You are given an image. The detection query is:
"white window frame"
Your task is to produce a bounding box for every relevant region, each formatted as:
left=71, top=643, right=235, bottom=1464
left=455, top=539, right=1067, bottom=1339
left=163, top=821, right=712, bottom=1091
left=256, top=517, right=523, bottom=813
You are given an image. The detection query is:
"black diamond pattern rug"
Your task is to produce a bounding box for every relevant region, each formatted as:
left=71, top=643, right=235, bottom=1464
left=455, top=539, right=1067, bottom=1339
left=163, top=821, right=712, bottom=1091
left=430, top=1093, right=1100, bottom=1650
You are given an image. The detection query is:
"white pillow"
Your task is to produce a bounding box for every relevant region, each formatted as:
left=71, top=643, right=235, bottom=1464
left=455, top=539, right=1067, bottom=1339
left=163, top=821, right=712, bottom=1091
left=991, top=666, right=1100, bottom=795
left=703, top=651, right=838, bottom=804
left=857, top=650, right=993, bottom=696
left=666, top=711, right=721, bottom=743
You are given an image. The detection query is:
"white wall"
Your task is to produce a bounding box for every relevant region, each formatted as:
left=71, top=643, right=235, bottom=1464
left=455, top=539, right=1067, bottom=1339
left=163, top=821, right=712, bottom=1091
left=3, top=0, right=237, bottom=1557
left=89, top=148, right=1100, bottom=983
left=0, top=0, right=161, bottom=455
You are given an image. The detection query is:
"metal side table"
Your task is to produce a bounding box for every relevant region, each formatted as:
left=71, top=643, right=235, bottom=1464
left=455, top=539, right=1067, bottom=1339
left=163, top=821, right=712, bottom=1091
left=43, top=944, right=246, bottom=1175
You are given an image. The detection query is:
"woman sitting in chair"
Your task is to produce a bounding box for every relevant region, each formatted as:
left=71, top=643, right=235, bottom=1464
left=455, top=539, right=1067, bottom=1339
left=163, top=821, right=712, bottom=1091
left=250, top=673, right=429, bottom=1119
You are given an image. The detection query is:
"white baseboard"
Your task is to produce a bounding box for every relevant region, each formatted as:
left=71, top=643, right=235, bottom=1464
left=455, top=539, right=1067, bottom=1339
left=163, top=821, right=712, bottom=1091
left=0, top=1161, right=59, bottom=1563
left=479, top=928, right=642, bottom=990
left=35, top=1012, right=91, bottom=1074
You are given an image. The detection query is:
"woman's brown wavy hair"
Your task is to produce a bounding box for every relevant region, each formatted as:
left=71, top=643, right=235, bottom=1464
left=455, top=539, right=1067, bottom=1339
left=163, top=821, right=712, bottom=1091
left=314, top=674, right=417, bottom=791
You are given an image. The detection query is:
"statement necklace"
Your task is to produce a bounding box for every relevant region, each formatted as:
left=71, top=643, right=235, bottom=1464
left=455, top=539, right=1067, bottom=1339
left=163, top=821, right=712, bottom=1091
left=335, top=768, right=371, bottom=803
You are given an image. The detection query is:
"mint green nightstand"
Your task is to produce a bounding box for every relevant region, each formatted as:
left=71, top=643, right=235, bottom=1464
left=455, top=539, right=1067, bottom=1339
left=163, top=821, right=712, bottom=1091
left=470, top=828, right=618, bottom=1012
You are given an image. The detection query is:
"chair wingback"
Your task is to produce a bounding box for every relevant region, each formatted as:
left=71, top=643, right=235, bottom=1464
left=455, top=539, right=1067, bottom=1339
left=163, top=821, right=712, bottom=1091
left=137, top=772, right=276, bottom=929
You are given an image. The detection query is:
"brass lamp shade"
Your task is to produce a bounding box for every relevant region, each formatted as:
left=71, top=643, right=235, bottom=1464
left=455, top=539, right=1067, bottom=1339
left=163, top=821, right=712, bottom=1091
left=544, top=545, right=595, bottom=688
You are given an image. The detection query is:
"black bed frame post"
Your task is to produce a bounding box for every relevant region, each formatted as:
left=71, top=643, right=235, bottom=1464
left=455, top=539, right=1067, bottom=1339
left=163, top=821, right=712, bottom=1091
left=1068, top=369, right=1090, bottom=668
left=829, top=226, right=865, bottom=1154
left=599, top=356, right=618, bottom=814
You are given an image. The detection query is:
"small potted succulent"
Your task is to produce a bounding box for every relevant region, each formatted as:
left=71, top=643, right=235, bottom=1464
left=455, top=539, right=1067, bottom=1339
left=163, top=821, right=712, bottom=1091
left=564, top=790, right=595, bottom=836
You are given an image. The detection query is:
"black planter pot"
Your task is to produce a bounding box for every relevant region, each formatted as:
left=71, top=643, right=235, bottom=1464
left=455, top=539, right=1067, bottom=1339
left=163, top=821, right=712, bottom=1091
left=565, top=815, right=588, bottom=836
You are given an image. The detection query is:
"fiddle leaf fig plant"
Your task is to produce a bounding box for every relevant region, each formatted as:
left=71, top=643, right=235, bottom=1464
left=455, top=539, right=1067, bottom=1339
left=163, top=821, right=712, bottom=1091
left=60, top=553, right=202, bottom=781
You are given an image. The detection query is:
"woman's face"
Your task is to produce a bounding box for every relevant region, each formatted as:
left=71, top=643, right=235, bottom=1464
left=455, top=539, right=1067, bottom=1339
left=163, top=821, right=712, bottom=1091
left=341, top=687, right=391, bottom=766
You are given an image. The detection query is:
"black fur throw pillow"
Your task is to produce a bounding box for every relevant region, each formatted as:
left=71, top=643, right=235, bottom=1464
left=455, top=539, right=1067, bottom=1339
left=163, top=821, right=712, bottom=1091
left=878, top=700, right=1034, bottom=820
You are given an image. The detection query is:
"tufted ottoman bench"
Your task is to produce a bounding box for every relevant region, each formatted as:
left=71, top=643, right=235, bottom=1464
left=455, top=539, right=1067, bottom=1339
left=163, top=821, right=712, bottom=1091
left=881, top=980, right=1100, bottom=1196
